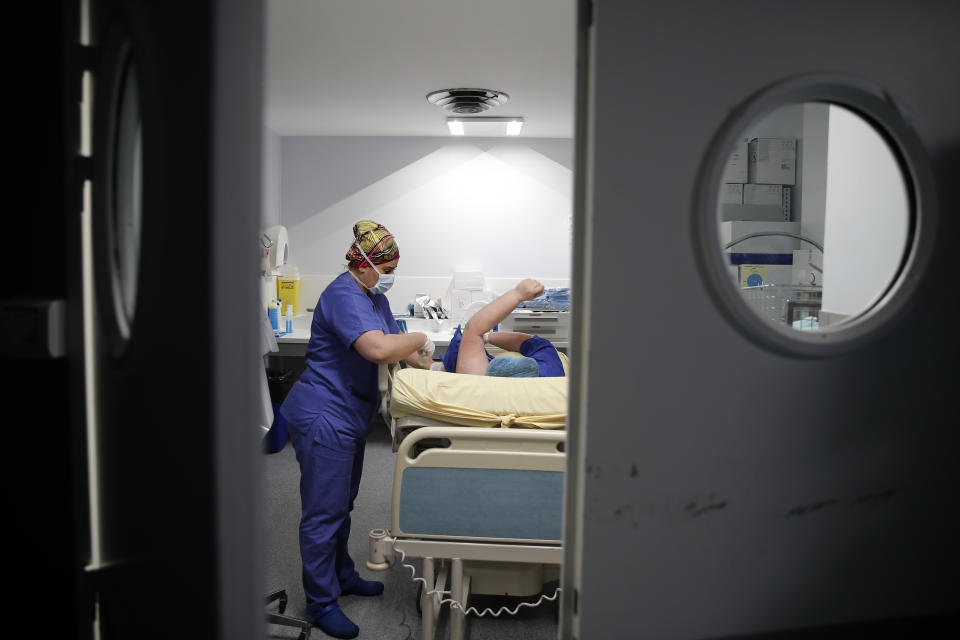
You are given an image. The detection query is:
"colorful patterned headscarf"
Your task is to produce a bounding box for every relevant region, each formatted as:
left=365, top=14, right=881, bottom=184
left=345, top=220, right=399, bottom=267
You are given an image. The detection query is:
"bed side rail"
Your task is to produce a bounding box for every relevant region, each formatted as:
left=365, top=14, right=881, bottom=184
left=396, top=425, right=565, bottom=463
left=391, top=427, right=566, bottom=543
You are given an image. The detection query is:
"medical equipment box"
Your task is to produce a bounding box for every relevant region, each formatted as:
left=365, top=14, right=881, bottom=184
left=721, top=141, right=748, bottom=183
left=739, top=264, right=793, bottom=288
left=721, top=204, right=787, bottom=222
left=722, top=185, right=791, bottom=222
left=748, top=137, right=796, bottom=184
left=740, top=284, right=821, bottom=326
left=720, top=183, right=743, bottom=204
left=744, top=184, right=782, bottom=205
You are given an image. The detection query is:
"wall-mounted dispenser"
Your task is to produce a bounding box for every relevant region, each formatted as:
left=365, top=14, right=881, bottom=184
left=260, top=225, right=289, bottom=313
left=260, top=225, right=289, bottom=272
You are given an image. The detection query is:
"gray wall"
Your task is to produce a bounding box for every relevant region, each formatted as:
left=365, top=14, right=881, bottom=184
left=276, top=136, right=575, bottom=281
left=280, top=136, right=573, bottom=228
left=261, top=127, right=281, bottom=227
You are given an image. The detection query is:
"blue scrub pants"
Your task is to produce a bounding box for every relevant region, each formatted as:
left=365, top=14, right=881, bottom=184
left=288, top=420, right=366, bottom=620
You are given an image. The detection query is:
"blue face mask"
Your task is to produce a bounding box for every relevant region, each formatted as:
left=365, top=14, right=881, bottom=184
left=354, top=243, right=395, bottom=295
left=368, top=270, right=395, bottom=295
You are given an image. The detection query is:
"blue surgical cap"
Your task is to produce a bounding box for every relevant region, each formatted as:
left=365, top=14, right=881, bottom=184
left=486, top=355, right=539, bottom=378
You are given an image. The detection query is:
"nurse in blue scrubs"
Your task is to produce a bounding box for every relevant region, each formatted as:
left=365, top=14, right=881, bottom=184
left=279, top=220, right=433, bottom=639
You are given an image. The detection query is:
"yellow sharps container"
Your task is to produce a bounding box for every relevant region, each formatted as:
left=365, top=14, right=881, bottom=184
left=276, top=264, right=300, bottom=316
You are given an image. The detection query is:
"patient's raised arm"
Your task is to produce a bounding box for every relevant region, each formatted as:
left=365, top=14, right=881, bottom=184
left=463, top=279, right=544, bottom=338
left=456, top=279, right=544, bottom=375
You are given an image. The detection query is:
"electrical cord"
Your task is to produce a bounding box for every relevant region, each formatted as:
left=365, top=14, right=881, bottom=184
left=390, top=539, right=562, bottom=618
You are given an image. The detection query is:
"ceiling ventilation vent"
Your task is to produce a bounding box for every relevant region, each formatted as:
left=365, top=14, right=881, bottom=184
left=426, top=88, right=509, bottom=114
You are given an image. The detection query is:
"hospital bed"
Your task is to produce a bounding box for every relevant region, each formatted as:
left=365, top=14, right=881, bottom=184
left=368, top=351, right=568, bottom=640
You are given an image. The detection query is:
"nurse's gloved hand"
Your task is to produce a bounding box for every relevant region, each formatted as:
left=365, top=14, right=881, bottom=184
left=417, top=338, right=435, bottom=367
left=418, top=337, right=435, bottom=357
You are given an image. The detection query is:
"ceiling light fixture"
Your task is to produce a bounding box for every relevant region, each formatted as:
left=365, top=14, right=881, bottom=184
left=446, top=116, right=524, bottom=137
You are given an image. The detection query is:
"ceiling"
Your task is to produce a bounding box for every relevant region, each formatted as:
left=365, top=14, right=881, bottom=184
left=265, top=0, right=577, bottom=138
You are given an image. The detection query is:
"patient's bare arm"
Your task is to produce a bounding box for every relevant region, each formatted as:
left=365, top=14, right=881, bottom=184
left=486, top=331, right=533, bottom=353
left=456, top=279, right=544, bottom=375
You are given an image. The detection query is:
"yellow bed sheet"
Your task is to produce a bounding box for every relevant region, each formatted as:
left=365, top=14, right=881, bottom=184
left=390, top=352, right=568, bottom=429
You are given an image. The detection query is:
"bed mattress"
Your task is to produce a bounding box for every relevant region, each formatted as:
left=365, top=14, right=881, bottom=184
left=389, top=367, right=568, bottom=429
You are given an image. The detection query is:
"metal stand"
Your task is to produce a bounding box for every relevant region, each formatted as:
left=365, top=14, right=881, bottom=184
left=265, top=589, right=311, bottom=640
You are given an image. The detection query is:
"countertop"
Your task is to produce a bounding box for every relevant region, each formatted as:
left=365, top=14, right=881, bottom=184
left=275, top=315, right=458, bottom=346
left=274, top=315, right=567, bottom=355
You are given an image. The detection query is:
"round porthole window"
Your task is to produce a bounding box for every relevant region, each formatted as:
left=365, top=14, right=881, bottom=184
left=697, top=77, right=936, bottom=357
left=94, top=34, right=143, bottom=356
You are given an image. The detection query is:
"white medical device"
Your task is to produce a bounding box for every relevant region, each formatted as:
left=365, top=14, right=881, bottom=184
left=260, top=225, right=289, bottom=311
left=260, top=224, right=289, bottom=272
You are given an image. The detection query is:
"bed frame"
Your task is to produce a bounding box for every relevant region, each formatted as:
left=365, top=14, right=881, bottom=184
left=370, top=364, right=566, bottom=640
left=367, top=425, right=564, bottom=640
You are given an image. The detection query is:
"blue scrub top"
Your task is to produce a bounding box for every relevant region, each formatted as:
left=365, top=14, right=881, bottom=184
left=281, top=271, right=400, bottom=452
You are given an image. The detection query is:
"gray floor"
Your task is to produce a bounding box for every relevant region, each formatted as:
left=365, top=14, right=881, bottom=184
left=263, top=418, right=560, bottom=640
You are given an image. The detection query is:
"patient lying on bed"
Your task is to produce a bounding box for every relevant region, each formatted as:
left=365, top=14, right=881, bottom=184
left=433, top=279, right=566, bottom=378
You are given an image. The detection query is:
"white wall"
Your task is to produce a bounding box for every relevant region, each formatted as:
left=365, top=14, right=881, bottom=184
left=821, top=105, right=909, bottom=317
left=279, top=136, right=574, bottom=312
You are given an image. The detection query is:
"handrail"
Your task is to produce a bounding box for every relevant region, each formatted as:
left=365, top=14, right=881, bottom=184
left=724, top=231, right=824, bottom=253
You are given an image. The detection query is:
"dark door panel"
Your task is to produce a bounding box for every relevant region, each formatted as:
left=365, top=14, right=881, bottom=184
left=574, top=1, right=960, bottom=637
left=82, top=1, right=264, bottom=638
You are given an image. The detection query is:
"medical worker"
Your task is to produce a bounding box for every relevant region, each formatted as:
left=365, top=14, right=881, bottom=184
left=279, top=221, right=434, bottom=639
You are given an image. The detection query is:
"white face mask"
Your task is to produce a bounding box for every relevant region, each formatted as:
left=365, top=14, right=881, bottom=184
left=352, top=243, right=395, bottom=295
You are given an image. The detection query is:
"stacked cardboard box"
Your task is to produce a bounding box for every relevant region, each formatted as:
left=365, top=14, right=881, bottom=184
left=721, top=137, right=796, bottom=222
left=748, top=138, right=796, bottom=185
